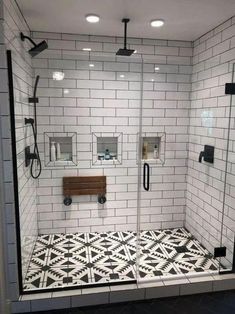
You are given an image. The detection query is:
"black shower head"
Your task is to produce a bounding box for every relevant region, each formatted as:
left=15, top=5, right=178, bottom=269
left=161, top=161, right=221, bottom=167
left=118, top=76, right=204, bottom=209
left=116, top=48, right=135, bottom=56
left=116, top=18, right=135, bottom=56
left=28, top=41, right=48, bottom=57
left=20, top=32, right=48, bottom=57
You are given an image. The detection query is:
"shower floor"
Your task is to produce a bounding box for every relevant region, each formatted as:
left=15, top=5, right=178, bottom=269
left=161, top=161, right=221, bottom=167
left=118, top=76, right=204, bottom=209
left=24, top=228, right=220, bottom=291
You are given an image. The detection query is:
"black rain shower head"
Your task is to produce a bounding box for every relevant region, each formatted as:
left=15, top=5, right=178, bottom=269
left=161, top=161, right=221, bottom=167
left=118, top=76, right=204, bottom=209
left=116, top=48, right=135, bottom=56
left=20, top=32, right=48, bottom=57
left=116, top=18, right=135, bottom=56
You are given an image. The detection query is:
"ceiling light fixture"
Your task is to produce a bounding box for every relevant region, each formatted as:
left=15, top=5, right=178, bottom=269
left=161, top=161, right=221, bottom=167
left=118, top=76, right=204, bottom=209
left=120, top=74, right=125, bottom=78
left=64, top=89, right=70, bottom=94
left=155, top=66, right=160, bottom=71
left=86, top=14, right=100, bottom=23
left=82, top=48, right=91, bottom=51
left=89, top=63, right=95, bottom=67
left=150, top=19, right=164, bottom=27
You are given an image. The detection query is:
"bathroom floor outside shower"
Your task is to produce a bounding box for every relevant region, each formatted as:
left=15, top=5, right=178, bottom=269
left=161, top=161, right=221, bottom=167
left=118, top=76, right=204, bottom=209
left=24, top=228, right=221, bottom=291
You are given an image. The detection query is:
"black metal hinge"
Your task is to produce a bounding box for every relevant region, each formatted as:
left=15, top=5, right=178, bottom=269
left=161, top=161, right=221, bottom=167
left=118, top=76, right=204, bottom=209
left=214, top=247, right=226, bottom=258
left=225, top=83, right=235, bottom=95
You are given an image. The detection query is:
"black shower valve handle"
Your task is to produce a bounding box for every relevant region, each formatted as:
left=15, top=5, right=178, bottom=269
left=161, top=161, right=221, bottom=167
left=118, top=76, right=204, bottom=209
left=25, top=117, right=34, bottom=125
left=25, top=146, right=38, bottom=167
left=28, top=152, right=38, bottom=160
left=198, top=145, right=214, bottom=164
left=29, top=97, right=39, bottom=103
left=199, top=151, right=204, bottom=163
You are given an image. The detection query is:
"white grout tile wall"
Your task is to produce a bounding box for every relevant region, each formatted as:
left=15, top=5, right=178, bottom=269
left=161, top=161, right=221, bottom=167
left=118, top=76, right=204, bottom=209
left=186, top=16, right=235, bottom=269
left=30, top=31, right=192, bottom=234
left=1, top=0, right=38, bottom=288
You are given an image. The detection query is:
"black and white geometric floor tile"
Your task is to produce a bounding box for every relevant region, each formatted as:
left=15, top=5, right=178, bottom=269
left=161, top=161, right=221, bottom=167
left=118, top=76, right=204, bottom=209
left=24, top=228, right=221, bottom=291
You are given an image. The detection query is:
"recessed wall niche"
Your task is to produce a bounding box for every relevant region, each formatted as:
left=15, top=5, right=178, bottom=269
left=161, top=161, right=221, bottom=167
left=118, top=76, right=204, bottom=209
left=92, top=132, right=122, bottom=166
left=44, top=132, right=77, bottom=167
left=138, top=132, right=165, bottom=165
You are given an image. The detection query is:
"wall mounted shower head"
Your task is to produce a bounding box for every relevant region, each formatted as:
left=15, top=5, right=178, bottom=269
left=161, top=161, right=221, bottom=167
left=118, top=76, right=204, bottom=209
left=20, top=32, right=48, bottom=57
left=116, top=19, right=135, bottom=56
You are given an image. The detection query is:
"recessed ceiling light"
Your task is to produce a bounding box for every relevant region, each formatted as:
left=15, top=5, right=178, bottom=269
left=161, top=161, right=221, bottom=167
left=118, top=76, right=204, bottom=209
left=52, top=71, right=64, bottom=81
left=120, top=74, right=125, bottom=78
left=64, top=89, right=69, bottom=94
left=89, top=63, right=95, bottom=67
left=134, top=50, right=137, bottom=54
left=155, top=66, right=160, bottom=71
left=86, top=14, right=100, bottom=23
left=82, top=48, right=91, bottom=51
left=151, top=78, right=155, bottom=82
left=150, top=19, right=164, bottom=27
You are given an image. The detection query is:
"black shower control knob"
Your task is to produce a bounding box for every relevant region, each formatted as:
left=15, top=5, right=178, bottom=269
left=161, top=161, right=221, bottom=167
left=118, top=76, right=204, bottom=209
left=98, top=195, right=106, bottom=204
left=64, top=196, right=72, bottom=206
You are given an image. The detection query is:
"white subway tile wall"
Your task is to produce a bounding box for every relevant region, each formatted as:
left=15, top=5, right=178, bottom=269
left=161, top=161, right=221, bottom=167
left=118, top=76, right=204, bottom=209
left=186, top=17, right=235, bottom=269
left=30, top=30, right=192, bottom=235
left=1, top=0, right=38, bottom=294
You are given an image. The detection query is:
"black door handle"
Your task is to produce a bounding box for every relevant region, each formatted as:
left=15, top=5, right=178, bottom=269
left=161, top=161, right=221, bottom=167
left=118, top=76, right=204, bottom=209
left=143, top=162, right=150, bottom=191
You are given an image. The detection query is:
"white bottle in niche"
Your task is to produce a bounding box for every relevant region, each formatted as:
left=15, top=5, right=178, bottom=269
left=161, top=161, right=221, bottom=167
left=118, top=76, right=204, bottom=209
left=50, top=141, right=56, bottom=162
left=105, top=149, right=110, bottom=160
left=153, top=144, right=158, bottom=159
left=56, top=142, right=61, bottom=160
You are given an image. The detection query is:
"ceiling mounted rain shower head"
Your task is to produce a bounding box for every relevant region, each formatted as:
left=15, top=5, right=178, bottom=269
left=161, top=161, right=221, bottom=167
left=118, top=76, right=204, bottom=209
left=116, top=18, right=135, bottom=56
left=20, top=32, right=48, bottom=57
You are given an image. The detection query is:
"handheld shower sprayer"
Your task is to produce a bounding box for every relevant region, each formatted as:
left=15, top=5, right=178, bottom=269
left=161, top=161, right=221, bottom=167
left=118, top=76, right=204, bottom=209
left=25, top=75, right=42, bottom=179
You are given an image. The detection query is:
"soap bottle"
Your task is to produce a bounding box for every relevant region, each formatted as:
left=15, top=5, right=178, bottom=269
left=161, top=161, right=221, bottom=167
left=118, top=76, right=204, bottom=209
left=105, top=149, right=110, bottom=160
left=51, top=141, right=56, bottom=161
left=153, top=144, right=158, bottom=159
left=142, top=141, right=148, bottom=159
left=56, top=142, right=61, bottom=160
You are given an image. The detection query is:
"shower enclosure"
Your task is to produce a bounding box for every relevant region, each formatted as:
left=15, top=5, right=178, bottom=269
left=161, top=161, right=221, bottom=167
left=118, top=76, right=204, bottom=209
left=9, top=43, right=235, bottom=293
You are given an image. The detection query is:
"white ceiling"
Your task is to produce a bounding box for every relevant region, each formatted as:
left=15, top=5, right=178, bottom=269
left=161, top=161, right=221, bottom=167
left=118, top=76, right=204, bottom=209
left=16, top=0, right=235, bottom=41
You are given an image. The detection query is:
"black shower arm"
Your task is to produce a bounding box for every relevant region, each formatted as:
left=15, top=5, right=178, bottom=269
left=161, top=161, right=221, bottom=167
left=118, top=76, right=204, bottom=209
left=124, top=20, right=127, bottom=49
left=122, top=18, right=129, bottom=50
left=20, top=32, right=37, bottom=47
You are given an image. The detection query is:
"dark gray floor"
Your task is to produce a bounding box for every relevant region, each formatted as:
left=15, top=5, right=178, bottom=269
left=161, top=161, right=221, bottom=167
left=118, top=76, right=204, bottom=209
left=22, top=290, right=235, bottom=314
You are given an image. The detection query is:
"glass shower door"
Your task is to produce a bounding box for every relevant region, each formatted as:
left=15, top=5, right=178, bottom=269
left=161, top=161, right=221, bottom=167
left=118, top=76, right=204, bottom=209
left=136, top=58, right=227, bottom=283
left=220, top=63, right=235, bottom=272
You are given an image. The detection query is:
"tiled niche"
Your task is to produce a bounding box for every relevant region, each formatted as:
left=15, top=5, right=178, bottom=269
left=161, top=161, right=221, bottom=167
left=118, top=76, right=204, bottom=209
left=92, top=132, right=123, bottom=166
left=139, top=132, right=165, bottom=165
left=44, top=132, right=77, bottom=167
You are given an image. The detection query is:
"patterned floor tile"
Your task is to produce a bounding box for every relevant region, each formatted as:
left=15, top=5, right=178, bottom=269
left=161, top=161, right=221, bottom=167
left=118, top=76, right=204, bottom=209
left=110, top=263, right=136, bottom=280
left=64, top=266, right=91, bottom=284
left=174, top=257, right=219, bottom=273
left=103, top=231, right=124, bottom=243
left=35, top=234, right=53, bottom=247
left=90, top=264, right=114, bottom=283
left=24, top=268, right=45, bottom=289
left=24, top=228, right=221, bottom=291
left=66, top=255, right=89, bottom=267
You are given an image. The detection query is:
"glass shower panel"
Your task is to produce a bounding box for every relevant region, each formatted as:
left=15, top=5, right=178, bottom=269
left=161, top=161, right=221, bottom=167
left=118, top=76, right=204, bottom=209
left=28, top=51, right=143, bottom=291
left=220, top=63, right=235, bottom=272
left=136, top=59, right=225, bottom=283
